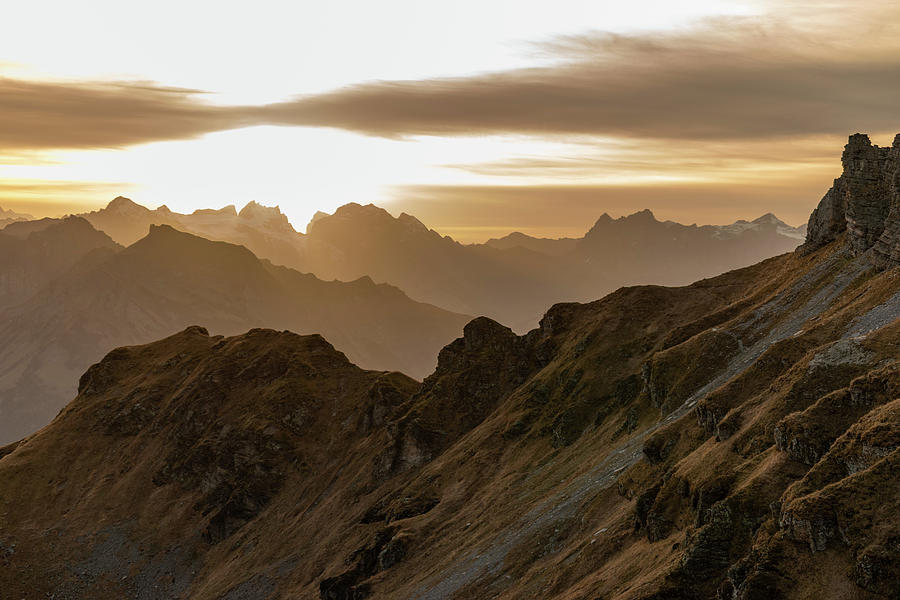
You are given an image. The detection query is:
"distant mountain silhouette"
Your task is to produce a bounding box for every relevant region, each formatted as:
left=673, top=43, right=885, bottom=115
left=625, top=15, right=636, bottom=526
left=74, top=197, right=804, bottom=331
left=301, top=203, right=805, bottom=330
left=0, top=216, right=119, bottom=310
left=0, top=222, right=468, bottom=444
left=80, top=196, right=305, bottom=269
left=484, top=231, right=579, bottom=256
left=0, top=206, right=34, bottom=230
left=573, top=209, right=805, bottom=286
left=300, top=202, right=578, bottom=331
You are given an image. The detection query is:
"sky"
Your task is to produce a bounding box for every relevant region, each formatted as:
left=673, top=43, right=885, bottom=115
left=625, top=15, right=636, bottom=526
left=2, top=0, right=899, bottom=241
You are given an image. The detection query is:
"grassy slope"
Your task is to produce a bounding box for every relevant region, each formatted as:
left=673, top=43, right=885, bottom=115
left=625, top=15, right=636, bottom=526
left=1, top=235, right=899, bottom=599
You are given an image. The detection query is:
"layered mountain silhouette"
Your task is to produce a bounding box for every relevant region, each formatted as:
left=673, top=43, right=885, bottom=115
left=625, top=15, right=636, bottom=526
left=0, top=223, right=468, bottom=444
left=1, top=134, right=898, bottom=599
left=484, top=230, right=579, bottom=256
left=80, top=197, right=804, bottom=331
left=292, top=203, right=805, bottom=330
left=0, top=216, right=119, bottom=310
left=0, top=206, right=33, bottom=230
left=80, top=196, right=306, bottom=269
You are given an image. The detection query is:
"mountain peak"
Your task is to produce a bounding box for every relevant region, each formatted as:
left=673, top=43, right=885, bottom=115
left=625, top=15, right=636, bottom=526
left=239, top=200, right=280, bottom=218
left=333, top=202, right=392, bottom=219
left=105, top=196, right=147, bottom=214
left=0, top=206, right=33, bottom=221
left=623, top=208, right=657, bottom=222
left=846, top=132, right=872, bottom=150
left=191, top=205, right=238, bottom=217
left=146, top=223, right=182, bottom=237
left=307, top=203, right=410, bottom=238
left=1, top=215, right=113, bottom=242
left=751, top=212, right=785, bottom=226
left=237, top=201, right=295, bottom=233
left=588, top=209, right=657, bottom=232
left=131, top=224, right=263, bottom=273
left=306, top=210, right=330, bottom=232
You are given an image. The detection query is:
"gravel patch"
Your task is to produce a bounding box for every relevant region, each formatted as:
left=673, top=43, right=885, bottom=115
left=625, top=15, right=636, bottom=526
left=807, top=338, right=874, bottom=371
left=844, top=288, right=900, bottom=339
left=52, top=525, right=195, bottom=600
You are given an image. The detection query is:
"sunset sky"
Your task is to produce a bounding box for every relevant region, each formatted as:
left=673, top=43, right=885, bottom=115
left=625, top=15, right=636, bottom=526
left=2, top=0, right=899, bottom=241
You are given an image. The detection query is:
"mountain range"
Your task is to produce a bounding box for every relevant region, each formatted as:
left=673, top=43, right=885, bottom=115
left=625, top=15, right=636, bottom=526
left=0, top=192, right=805, bottom=445
left=80, top=197, right=306, bottom=269
left=0, top=206, right=33, bottom=230
left=0, top=218, right=468, bottom=444
left=0, top=134, right=898, bottom=599
left=71, top=198, right=805, bottom=331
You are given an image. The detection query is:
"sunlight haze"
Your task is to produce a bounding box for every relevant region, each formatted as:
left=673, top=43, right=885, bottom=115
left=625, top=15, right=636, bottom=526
left=2, top=0, right=896, bottom=239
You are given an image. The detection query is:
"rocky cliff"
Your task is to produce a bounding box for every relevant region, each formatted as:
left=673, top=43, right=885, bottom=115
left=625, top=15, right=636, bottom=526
left=805, top=133, right=900, bottom=265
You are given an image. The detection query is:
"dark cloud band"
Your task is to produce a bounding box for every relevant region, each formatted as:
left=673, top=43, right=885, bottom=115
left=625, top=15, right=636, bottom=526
left=0, top=78, right=252, bottom=150
left=2, top=15, right=900, bottom=152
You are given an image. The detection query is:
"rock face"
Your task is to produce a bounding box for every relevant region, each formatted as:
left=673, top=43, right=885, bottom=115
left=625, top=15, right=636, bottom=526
left=804, top=133, right=900, bottom=265
left=377, top=317, right=547, bottom=475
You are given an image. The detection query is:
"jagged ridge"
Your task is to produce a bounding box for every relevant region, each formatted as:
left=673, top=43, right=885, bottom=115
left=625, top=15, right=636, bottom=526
left=1, top=135, right=900, bottom=600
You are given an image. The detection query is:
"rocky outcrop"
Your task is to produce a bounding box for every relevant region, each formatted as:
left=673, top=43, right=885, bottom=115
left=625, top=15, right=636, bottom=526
left=855, top=537, right=900, bottom=597
left=376, top=317, right=545, bottom=475
left=319, top=527, right=410, bottom=600
left=804, top=133, right=900, bottom=265
left=774, top=364, right=900, bottom=466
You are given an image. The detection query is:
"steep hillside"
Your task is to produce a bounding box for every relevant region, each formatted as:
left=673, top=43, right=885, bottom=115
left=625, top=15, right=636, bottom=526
left=1, top=134, right=897, bottom=600
left=0, top=328, right=422, bottom=598
left=0, top=224, right=468, bottom=445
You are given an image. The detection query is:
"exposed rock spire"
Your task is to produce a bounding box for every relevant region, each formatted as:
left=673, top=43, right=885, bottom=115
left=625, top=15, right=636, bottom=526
left=804, top=133, right=900, bottom=266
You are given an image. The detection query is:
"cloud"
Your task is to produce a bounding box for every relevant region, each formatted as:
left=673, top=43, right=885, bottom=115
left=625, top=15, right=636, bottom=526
left=0, top=178, right=130, bottom=216
left=0, top=77, right=252, bottom=151
left=440, top=135, right=845, bottom=182
left=3, top=9, right=900, bottom=154
left=264, top=17, right=900, bottom=140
